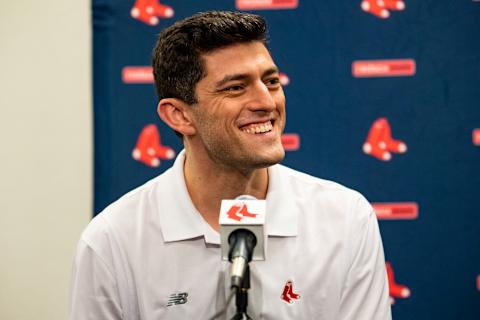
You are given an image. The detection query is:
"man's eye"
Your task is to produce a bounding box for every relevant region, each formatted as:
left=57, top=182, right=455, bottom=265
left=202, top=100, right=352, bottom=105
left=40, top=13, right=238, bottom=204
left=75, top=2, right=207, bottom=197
left=266, top=78, right=280, bottom=86
left=224, top=85, right=243, bottom=92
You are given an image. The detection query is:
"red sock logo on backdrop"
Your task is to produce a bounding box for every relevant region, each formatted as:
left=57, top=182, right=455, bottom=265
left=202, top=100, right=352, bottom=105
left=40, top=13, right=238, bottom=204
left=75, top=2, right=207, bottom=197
left=131, top=0, right=174, bottom=26
left=132, top=124, right=175, bottom=167
left=361, top=0, right=405, bottom=19
left=363, top=118, right=407, bottom=161
left=281, top=280, right=301, bottom=304
left=386, top=262, right=411, bottom=304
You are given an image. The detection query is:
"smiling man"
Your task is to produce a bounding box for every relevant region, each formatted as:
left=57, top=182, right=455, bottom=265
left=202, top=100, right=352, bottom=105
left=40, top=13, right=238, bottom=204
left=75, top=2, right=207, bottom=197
left=157, top=38, right=286, bottom=230
left=71, top=11, right=391, bottom=320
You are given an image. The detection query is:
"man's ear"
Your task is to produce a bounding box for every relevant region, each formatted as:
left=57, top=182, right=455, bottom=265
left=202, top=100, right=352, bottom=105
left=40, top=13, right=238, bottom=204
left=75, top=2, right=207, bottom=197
left=157, top=98, right=196, bottom=136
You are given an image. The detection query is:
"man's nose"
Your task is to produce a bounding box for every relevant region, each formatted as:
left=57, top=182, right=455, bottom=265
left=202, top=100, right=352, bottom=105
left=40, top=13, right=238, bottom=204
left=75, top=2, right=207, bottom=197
left=246, top=82, right=277, bottom=112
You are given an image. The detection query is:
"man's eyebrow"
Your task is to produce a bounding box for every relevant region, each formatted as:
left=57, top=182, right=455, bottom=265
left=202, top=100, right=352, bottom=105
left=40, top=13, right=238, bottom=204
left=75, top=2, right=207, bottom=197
left=215, top=73, right=249, bottom=88
left=214, top=67, right=280, bottom=88
left=262, top=67, right=279, bottom=78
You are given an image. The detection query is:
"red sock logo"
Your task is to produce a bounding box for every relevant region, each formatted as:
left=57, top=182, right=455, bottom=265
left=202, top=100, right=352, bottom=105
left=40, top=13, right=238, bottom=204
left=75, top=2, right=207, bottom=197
left=132, top=124, right=175, bottom=167
left=130, top=0, right=174, bottom=26
left=386, top=262, right=411, bottom=305
left=281, top=280, right=301, bottom=304
left=361, top=0, right=405, bottom=19
left=226, top=203, right=257, bottom=222
left=363, top=118, right=407, bottom=161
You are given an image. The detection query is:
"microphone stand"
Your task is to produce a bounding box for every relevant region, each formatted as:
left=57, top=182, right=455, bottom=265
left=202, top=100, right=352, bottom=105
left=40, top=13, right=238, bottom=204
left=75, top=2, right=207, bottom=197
left=231, top=265, right=252, bottom=320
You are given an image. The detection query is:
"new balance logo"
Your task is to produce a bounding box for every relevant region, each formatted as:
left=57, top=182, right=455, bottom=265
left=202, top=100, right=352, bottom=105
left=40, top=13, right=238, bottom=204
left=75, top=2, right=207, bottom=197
left=166, top=292, right=188, bottom=306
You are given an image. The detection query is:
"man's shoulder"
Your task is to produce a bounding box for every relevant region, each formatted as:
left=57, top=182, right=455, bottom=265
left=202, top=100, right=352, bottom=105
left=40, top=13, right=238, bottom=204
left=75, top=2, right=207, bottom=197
left=82, top=167, right=175, bottom=244
left=274, top=164, right=372, bottom=219
left=104, top=169, right=170, bottom=215
left=276, top=164, right=363, bottom=198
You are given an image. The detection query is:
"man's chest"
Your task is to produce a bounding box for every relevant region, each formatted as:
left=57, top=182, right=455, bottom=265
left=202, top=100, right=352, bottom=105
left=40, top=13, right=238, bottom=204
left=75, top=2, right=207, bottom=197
left=128, top=236, right=345, bottom=319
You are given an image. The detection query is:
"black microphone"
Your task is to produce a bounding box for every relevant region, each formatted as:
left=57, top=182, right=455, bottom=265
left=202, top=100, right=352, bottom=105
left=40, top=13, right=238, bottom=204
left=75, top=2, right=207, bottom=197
left=228, top=228, right=257, bottom=288
left=219, top=195, right=266, bottom=289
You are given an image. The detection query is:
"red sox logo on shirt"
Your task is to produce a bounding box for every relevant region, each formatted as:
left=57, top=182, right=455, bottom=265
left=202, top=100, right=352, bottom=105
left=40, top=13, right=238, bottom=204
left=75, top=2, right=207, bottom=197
left=281, top=280, right=301, bottom=304
left=227, top=203, right=258, bottom=222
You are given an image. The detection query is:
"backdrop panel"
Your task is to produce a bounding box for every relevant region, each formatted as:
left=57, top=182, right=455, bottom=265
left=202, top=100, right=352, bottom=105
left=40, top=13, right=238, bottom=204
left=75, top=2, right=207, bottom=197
left=93, top=1, right=480, bottom=318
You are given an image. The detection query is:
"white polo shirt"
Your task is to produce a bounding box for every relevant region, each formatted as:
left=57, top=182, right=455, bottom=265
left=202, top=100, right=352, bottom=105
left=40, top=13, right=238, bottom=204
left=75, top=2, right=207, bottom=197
left=71, top=151, right=391, bottom=320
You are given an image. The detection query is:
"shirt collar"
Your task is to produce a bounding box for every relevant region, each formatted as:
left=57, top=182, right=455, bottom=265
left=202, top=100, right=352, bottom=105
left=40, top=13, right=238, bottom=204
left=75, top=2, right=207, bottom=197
left=155, top=150, right=207, bottom=243
left=265, top=164, right=298, bottom=237
left=156, top=150, right=298, bottom=245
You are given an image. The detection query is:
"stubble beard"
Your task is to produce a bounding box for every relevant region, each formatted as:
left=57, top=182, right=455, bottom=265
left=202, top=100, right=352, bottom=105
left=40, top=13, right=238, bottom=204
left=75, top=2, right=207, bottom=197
left=196, top=119, right=285, bottom=174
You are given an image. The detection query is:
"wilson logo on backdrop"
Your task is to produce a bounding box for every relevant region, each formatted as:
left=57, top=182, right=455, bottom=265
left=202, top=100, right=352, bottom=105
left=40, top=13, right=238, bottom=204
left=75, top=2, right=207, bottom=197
left=131, top=0, right=174, bottom=26
left=132, top=124, right=175, bottom=167
left=282, top=134, right=300, bottom=151
left=122, top=66, right=154, bottom=84
left=236, top=0, right=298, bottom=10
left=372, top=202, right=418, bottom=220
left=473, top=129, right=480, bottom=146
left=352, top=59, right=416, bottom=78
left=361, top=0, right=405, bottom=19
left=363, top=118, right=407, bottom=161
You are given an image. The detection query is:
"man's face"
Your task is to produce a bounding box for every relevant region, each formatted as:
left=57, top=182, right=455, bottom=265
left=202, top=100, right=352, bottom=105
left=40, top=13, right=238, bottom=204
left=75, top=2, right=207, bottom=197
left=188, top=41, right=286, bottom=171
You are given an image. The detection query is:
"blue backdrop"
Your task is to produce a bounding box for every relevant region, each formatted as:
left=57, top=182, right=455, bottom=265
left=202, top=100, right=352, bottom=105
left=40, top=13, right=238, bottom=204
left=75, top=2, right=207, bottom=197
left=93, top=0, right=480, bottom=318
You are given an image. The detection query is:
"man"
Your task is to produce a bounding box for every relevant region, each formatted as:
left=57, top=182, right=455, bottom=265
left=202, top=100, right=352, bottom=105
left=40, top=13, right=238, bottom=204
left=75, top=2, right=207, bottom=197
left=71, top=11, right=391, bottom=319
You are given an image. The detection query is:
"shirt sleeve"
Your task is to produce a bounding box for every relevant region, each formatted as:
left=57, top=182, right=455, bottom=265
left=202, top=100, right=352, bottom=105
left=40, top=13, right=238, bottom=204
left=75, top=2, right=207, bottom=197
left=70, top=220, right=124, bottom=320
left=338, top=195, right=392, bottom=320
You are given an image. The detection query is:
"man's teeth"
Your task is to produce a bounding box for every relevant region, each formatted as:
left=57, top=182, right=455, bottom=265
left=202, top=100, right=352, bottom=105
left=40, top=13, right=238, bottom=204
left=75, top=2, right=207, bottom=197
left=241, top=121, right=273, bottom=134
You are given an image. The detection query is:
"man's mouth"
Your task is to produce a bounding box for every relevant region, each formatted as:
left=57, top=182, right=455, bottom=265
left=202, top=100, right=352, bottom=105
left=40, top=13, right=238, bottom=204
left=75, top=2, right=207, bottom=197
left=240, top=121, right=273, bottom=134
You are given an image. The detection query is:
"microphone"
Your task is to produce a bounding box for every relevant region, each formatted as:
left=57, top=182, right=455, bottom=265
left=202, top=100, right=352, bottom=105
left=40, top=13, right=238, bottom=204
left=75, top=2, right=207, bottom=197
left=219, top=195, right=266, bottom=289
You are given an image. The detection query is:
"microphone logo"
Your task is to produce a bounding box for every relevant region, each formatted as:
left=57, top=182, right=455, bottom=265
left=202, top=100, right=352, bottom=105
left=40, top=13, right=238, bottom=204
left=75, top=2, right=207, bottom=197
left=226, top=203, right=258, bottom=222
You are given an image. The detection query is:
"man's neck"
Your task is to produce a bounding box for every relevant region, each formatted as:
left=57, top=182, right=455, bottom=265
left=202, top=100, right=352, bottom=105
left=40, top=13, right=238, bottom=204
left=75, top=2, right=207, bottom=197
left=183, top=152, right=269, bottom=232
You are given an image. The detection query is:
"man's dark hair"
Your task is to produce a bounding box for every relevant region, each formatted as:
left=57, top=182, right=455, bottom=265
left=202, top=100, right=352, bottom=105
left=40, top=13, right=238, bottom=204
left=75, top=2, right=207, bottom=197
left=152, top=11, right=267, bottom=105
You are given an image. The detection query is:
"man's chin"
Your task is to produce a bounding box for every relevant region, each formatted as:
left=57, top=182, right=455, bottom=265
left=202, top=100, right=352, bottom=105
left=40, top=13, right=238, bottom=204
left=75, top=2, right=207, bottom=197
left=249, top=148, right=285, bottom=168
